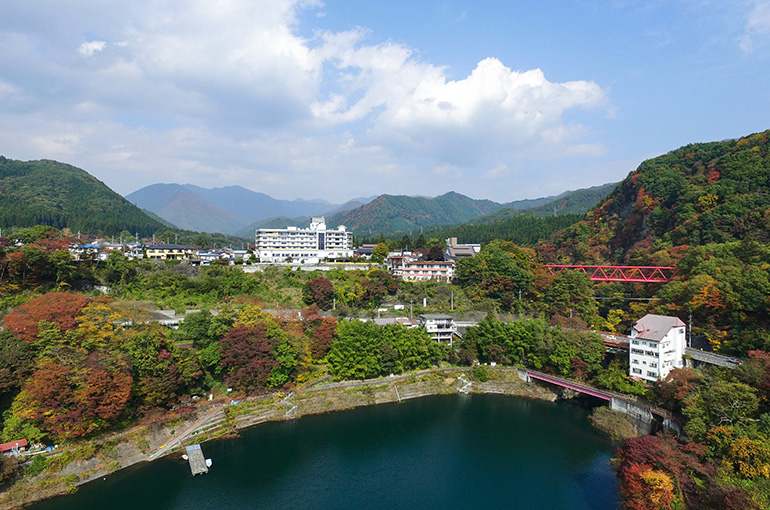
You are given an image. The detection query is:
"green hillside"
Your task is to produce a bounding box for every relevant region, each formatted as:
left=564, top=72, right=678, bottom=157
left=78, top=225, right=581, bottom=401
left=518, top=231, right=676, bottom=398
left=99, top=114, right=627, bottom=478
left=327, top=191, right=504, bottom=235
left=428, top=213, right=584, bottom=246
left=0, top=157, right=166, bottom=236
left=481, top=182, right=617, bottom=222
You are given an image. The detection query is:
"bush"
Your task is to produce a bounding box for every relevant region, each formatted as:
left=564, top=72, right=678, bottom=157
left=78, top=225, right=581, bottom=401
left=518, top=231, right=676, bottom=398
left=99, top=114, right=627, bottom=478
left=23, top=455, right=48, bottom=477
left=471, top=365, right=490, bottom=382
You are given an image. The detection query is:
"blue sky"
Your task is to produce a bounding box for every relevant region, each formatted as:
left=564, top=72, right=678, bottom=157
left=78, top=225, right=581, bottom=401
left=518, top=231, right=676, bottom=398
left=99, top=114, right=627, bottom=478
left=0, top=1, right=768, bottom=204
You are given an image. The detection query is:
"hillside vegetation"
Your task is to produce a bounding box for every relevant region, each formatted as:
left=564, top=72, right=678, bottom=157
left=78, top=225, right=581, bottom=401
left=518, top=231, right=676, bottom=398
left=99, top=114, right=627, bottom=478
left=0, top=157, right=166, bottom=237
left=478, top=182, right=616, bottom=223
left=327, top=191, right=505, bottom=235
left=547, top=130, right=770, bottom=263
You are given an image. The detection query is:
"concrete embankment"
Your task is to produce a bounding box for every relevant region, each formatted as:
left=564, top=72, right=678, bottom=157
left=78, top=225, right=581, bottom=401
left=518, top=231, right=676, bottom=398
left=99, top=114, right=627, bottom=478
left=0, top=367, right=566, bottom=509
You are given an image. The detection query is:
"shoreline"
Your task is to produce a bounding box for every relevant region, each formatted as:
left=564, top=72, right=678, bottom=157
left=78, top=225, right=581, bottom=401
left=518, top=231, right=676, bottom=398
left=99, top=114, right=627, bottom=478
left=2, top=366, right=607, bottom=509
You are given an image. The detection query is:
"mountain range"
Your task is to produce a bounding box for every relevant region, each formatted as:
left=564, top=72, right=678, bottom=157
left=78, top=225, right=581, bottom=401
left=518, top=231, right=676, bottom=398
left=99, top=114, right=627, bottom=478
left=2, top=129, right=767, bottom=249
left=126, top=183, right=616, bottom=237
left=125, top=183, right=373, bottom=235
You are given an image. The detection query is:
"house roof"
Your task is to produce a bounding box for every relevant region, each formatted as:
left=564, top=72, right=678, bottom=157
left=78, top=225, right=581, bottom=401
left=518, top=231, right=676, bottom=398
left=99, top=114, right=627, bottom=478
left=632, top=314, right=685, bottom=342
left=0, top=439, right=28, bottom=452
left=447, top=246, right=476, bottom=258
left=145, top=244, right=198, bottom=250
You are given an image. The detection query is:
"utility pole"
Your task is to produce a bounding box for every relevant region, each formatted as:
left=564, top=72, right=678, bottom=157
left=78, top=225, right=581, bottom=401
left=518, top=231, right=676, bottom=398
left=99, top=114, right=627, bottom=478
left=688, top=313, right=693, bottom=348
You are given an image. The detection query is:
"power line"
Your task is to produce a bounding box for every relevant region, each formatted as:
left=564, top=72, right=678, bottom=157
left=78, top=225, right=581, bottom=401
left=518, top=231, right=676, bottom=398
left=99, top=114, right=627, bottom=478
left=591, top=297, right=663, bottom=301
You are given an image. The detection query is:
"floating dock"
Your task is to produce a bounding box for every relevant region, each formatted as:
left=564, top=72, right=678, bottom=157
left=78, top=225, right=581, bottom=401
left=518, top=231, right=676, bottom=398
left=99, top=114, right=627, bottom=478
left=185, top=444, right=209, bottom=475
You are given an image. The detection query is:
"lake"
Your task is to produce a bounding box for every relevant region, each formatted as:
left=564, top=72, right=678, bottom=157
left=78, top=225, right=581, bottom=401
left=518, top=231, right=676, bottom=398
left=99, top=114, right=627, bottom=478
left=31, top=394, right=620, bottom=509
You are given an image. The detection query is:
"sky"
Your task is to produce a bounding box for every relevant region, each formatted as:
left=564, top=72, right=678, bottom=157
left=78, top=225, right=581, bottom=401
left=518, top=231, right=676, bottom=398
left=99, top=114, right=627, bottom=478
left=0, top=1, right=769, bottom=204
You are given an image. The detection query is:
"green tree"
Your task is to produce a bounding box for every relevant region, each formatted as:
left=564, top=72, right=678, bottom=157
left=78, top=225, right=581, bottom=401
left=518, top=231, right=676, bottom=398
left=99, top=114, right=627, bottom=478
left=372, top=243, right=388, bottom=263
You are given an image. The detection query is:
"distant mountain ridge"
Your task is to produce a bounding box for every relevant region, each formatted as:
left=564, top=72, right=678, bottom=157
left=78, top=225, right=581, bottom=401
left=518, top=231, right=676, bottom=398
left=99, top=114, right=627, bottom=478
left=475, top=183, right=617, bottom=224
left=127, top=178, right=619, bottom=236
left=126, top=184, right=253, bottom=233
left=126, top=184, right=373, bottom=235
left=0, top=157, right=166, bottom=236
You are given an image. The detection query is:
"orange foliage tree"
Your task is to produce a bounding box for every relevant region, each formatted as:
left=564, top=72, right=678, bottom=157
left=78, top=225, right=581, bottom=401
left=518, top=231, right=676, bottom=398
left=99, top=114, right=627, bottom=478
left=3, top=292, right=89, bottom=343
left=16, top=356, right=132, bottom=441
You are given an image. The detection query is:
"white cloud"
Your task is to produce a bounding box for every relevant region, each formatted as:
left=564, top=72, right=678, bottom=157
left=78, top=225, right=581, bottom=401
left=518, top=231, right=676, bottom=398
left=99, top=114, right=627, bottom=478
left=0, top=0, right=612, bottom=203
left=740, top=1, right=770, bottom=52
left=78, top=41, right=106, bottom=56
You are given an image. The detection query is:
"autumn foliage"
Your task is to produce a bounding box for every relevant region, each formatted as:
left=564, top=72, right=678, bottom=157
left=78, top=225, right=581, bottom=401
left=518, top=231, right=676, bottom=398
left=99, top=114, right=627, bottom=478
left=19, top=357, right=132, bottom=440
left=3, top=292, right=89, bottom=343
left=219, top=325, right=279, bottom=392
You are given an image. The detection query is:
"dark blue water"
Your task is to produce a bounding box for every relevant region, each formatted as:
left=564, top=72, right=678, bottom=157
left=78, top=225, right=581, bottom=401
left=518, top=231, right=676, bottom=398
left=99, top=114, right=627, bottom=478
left=32, top=394, right=620, bottom=509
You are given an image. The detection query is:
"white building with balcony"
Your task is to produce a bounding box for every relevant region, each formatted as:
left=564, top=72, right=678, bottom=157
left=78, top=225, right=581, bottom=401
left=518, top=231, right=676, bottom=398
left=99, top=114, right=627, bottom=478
left=388, top=255, right=455, bottom=282
left=628, top=314, right=686, bottom=382
left=255, top=217, right=353, bottom=263
left=419, top=313, right=457, bottom=345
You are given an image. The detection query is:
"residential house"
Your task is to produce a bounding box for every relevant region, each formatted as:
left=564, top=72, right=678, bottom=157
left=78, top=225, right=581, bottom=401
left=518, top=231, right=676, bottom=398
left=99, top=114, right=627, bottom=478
left=419, top=313, right=457, bottom=345
left=444, top=237, right=481, bottom=260
left=0, top=439, right=28, bottom=456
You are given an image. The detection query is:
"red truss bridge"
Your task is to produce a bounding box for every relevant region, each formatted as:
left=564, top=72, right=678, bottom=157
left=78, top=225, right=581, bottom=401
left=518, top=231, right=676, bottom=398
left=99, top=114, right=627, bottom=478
left=544, top=265, right=677, bottom=283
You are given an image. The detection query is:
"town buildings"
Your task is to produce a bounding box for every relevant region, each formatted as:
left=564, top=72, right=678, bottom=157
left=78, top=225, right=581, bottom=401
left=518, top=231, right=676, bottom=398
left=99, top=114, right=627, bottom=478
left=628, top=314, right=687, bottom=382
left=254, top=217, right=354, bottom=264
left=388, top=256, right=455, bottom=282
left=145, top=244, right=199, bottom=261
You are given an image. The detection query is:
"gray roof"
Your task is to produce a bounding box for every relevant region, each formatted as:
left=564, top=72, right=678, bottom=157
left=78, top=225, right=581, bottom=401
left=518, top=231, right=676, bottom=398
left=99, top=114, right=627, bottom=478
left=632, top=314, right=685, bottom=342
left=419, top=313, right=454, bottom=320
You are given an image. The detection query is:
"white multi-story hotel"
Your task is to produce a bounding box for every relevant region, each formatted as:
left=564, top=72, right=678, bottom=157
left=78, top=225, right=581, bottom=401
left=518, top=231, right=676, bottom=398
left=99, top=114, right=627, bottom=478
left=255, top=217, right=353, bottom=263
left=628, top=314, right=687, bottom=382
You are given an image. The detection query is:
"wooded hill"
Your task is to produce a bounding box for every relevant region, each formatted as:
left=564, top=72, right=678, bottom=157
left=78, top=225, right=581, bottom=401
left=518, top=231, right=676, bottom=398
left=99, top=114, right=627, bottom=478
left=546, top=130, right=770, bottom=263
left=325, top=191, right=505, bottom=235
left=414, top=183, right=617, bottom=246
left=0, top=157, right=166, bottom=237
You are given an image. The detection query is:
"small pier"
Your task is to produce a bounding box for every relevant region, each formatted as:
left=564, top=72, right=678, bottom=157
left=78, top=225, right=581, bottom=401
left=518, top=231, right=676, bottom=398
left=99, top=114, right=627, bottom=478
left=185, top=444, right=209, bottom=475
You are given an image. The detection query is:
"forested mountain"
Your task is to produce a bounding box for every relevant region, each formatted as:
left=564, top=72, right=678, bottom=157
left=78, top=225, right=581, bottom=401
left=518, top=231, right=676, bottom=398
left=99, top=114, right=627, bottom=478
left=0, top=157, right=166, bottom=236
left=545, top=130, right=770, bottom=263
left=325, top=191, right=505, bottom=235
left=478, top=182, right=617, bottom=223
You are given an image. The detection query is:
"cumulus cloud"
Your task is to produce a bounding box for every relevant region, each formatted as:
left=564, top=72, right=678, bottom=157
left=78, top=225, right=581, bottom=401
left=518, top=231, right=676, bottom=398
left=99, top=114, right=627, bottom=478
left=0, top=0, right=611, bottom=202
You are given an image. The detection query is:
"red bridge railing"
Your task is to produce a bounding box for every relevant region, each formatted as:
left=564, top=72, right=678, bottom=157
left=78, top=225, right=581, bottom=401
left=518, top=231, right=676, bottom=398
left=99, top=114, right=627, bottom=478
left=544, top=265, right=676, bottom=283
